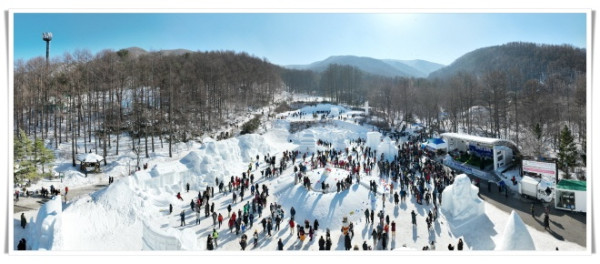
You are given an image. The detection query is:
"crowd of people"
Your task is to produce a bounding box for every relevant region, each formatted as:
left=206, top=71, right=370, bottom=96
left=161, top=120, right=472, bottom=252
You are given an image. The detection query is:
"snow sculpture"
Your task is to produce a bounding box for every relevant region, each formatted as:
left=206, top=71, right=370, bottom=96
left=441, top=174, right=484, bottom=221
left=332, top=136, right=347, bottom=151
left=498, top=211, right=536, bottom=250
left=297, top=130, right=317, bottom=154
left=366, top=132, right=382, bottom=150
left=377, top=137, right=398, bottom=162
left=33, top=195, right=63, bottom=250
left=329, top=107, right=339, bottom=117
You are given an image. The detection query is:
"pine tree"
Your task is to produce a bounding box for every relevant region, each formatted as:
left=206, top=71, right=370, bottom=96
left=34, top=138, right=55, bottom=175
left=558, top=125, right=577, bottom=179
left=14, top=129, right=36, bottom=183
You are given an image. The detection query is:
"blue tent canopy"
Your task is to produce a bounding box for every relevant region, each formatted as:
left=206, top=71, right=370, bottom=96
left=428, top=138, right=445, bottom=145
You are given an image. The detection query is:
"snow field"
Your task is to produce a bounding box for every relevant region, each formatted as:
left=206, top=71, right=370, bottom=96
left=15, top=102, right=586, bottom=252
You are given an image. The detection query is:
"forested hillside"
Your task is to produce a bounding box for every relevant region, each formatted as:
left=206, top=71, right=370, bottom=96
left=281, top=43, right=586, bottom=171
left=428, top=42, right=585, bottom=81
left=14, top=49, right=282, bottom=165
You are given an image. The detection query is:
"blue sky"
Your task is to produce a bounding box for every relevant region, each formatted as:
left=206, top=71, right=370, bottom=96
left=13, top=12, right=587, bottom=66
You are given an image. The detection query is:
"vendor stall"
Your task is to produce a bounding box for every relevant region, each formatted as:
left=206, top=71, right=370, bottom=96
left=554, top=179, right=586, bottom=213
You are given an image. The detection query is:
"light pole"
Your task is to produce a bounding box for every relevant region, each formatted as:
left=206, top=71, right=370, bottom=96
left=42, top=32, right=52, bottom=63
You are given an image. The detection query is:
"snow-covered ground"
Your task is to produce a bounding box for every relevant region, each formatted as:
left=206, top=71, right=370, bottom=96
left=12, top=103, right=586, bottom=253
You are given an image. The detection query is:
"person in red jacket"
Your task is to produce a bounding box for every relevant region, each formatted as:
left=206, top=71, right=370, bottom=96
left=391, top=221, right=396, bottom=237
left=218, top=213, right=224, bottom=229
left=65, top=186, right=69, bottom=196
left=289, top=219, right=295, bottom=235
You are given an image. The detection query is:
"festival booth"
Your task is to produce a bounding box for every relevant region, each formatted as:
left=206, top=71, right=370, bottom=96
left=76, top=153, right=104, bottom=173
left=441, top=133, right=518, bottom=181
left=442, top=133, right=517, bottom=171
left=421, top=138, right=447, bottom=153
left=554, top=179, right=586, bottom=213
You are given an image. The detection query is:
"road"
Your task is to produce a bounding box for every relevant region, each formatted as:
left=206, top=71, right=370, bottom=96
left=475, top=179, right=587, bottom=248
left=13, top=183, right=109, bottom=214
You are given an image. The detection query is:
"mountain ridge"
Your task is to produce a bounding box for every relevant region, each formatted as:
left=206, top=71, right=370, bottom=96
left=285, top=55, right=444, bottom=78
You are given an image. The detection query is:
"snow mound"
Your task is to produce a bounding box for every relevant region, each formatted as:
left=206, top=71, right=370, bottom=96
left=441, top=174, right=484, bottom=221
left=275, top=175, right=373, bottom=231
left=498, top=211, right=535, bottom=250
left=366, top=132, right=382, bottom=150
left=151, top=134, right=276, bottom=190
left=31, top=195, right=62, bottom=250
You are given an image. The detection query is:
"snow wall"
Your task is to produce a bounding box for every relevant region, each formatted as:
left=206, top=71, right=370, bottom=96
left=441, top=174, right=485, bottom=222
left=366, top=132, right=382, bottom=150
left=377, top=137, right=398, bottom=162
left=47, top=133, right=275, bottom=250
left=498, top=211, right=535, bottom=250
left=141, top=221, right=198, bottom=250
left=32, top=195, right=63, bottom=250
left=296, top=130, right=317, bottom=154
left=145, top=134, right=274, bottom=192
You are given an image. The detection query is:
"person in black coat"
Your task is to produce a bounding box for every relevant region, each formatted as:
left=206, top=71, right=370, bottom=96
left=318, top=236, right=325, bottom=250
left=544, top=213, right=550, bottom=230
left=20, top=213, right=27, bottom=229
left=169, top=204, right=173, bottom=214
left=17, top=238, right=26, bottom=250
left=240, top=234, right=248, bottom=250
left=313, top=219, right=319, bottom=231
left=457, top=238, right=464, bottom=250
left=277, top=238, right=284, bottom=250
left=381, top=232, right=388, bottom=250
left=207, top=234, right=214, bottom=250
left=325, top=236, right=332, bottom=250
left=362, top=241, right=368, bottom=250
left=344, top=234, right=352, bottom=250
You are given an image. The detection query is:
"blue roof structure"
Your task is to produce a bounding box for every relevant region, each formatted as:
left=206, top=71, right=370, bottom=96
left=428, top=138, right=445, bottom=145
